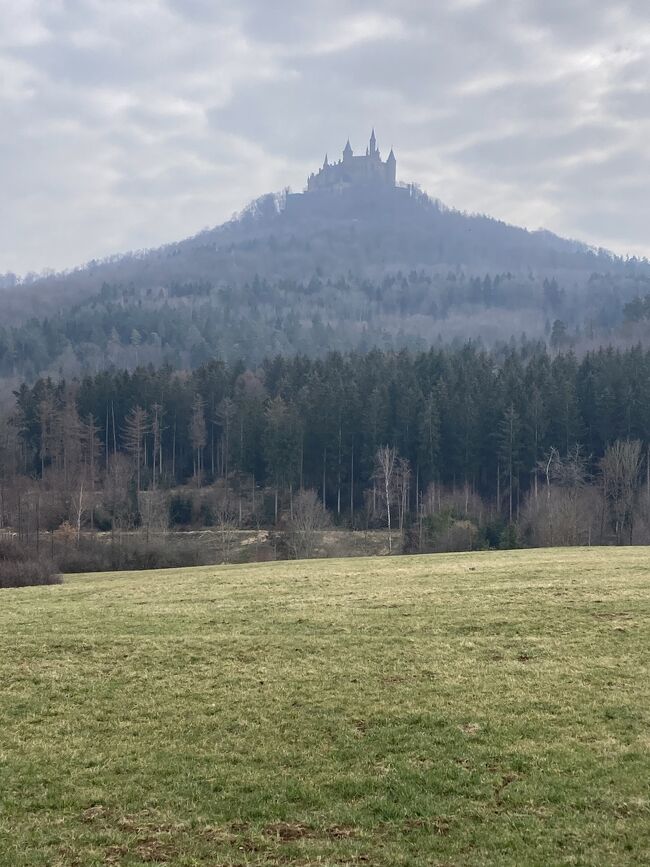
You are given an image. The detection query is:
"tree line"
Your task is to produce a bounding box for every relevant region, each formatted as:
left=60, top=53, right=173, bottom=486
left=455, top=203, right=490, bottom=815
left=3, top=343, right=650, bottom=563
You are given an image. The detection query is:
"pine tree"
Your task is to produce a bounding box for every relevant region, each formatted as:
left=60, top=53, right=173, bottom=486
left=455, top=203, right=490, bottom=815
left=498, top=404, right=522, bottom=522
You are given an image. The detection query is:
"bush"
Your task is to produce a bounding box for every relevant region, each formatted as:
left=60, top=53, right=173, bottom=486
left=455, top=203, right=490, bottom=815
left=169, top=495, right=193, bottom=527
left=54, top=535, right=214, bottom=573
left=0, top=539, right=62, bottom=589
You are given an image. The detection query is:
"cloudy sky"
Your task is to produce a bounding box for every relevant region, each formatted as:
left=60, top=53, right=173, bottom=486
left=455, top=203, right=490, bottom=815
left=1, top=0, right=648, bottom=275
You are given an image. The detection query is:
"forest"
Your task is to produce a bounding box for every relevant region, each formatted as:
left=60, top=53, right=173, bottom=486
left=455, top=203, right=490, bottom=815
left=2, top=187, right=650, bottom=387
left=1, top=269, right=650, bottom=386
left=3, top=343, right=650, bottom=577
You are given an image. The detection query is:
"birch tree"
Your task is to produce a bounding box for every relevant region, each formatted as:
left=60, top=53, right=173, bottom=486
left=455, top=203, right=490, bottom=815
left=375, top=445, right=398, bottom=552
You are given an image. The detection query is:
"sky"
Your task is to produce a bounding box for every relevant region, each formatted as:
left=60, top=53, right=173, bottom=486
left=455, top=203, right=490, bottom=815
left=1, top=0, right=649, bottom=275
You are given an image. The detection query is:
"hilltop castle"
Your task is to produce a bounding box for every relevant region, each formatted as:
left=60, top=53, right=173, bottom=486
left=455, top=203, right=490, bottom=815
left=283, top=130, right=412, bottom=219
left=306, top=129, right=396, bottom=193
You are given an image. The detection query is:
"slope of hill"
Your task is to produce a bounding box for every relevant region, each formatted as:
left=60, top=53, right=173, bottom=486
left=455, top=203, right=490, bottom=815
left=2, top=548, right=650, bottom=866
left=1, top=184, right=649, bottom=382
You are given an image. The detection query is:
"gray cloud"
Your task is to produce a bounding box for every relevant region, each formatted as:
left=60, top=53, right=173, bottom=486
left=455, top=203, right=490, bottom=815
left=0, top=0, right=648, bottom=274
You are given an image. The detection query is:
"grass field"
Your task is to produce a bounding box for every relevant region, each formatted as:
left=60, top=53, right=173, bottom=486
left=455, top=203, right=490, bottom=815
left=1, top=548, right=649, bottom=866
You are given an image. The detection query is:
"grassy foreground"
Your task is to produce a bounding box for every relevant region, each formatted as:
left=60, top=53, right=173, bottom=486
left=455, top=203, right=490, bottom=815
left=1, top=549, right=649, bottom=866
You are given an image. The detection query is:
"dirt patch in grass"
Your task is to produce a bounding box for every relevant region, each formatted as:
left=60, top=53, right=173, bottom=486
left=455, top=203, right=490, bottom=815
left=263, top=821, right=313, bottom=841
left=82, top=804, right=110, bottom=822
left=459, top=722, right=482, bottom=736
left=134, top=839, right=179, bottom=863
left=494, top=772, right=520, bottom=804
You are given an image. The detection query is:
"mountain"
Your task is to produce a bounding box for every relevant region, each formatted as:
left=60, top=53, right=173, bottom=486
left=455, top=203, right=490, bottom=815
left=1, top=135, right=649, bottom=384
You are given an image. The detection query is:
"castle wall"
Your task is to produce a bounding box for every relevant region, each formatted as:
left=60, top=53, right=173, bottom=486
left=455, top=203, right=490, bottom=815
left=284, top=183, right=411, bottom=221
left=308, top=146, right=395, bottom=193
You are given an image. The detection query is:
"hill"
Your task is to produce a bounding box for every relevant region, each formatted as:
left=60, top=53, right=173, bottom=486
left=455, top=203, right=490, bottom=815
left=2, top=547, right=649, bottom=865
left=1, top=148, right=649, bottom=382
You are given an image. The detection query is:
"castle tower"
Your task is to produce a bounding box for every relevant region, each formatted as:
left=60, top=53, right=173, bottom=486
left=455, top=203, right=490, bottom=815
left=386, top=147, right=396, bottom=186
left=343, top=139, right=353, bottom=161
left=369, top=128, right=377, bottom=157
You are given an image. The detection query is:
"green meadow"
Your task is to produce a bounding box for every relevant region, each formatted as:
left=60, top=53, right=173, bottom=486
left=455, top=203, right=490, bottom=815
left=1, top=548, right=649, bottom=866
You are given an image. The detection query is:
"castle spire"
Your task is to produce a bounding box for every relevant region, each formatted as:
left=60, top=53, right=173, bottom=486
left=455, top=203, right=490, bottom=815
left=386, top=145, right=396, bottom=186
left=369, top=127, right=377, bottom=156
left=343, top=138, right=353, bottom=159
left=323, top=153, right=328, bottom=169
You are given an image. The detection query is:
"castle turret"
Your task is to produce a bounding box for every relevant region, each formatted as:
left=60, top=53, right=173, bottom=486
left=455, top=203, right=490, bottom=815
left=323, top=153, right=329, bottom=169
left=386, top=147, right=396, bottom=186
left=369, top=128, right=377, bottom=157
left=343, top=139, right=353, bottom=161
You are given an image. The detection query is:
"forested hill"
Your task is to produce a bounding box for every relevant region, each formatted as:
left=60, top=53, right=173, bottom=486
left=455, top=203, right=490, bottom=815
left=3, top=187, right=642, bottom=312
left=1, top=186, right=649, bottom=384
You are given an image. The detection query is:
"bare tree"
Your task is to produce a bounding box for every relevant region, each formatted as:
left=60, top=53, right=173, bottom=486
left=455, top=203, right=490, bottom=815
left=600, top=439, right=642, bottom=544
left=60, top=388, right=82, bottom=486
left=374, top=445, right=398, bottom=552
left=72, top=480, right=84, bottom=545
left=288, top=488, right=330, bottom=559
left=214, top=505, right=238, bottom=563
left=105, top=453, right=136, bottom=535
left=395, top=456, right=411, bottom=532
left=215, top=397, right=236, bottom=483
left=138, top=489, right=169, bottom=542
left=80, top=414, right=102, bottom=491
left=151, top=403, right=164, bottom=489
left=528, top=446, right=593, bottom=545
left=122, top=406, right=149, bottom=493
left=190, top=394, right=207, bottom=486
left=554, top=445, right=590, bottom=544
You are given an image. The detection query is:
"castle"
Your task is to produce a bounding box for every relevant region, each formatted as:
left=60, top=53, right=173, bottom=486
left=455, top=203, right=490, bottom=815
left=283, top=130, right=411, bottom=219
left=306, top=129, right=396, bottom=193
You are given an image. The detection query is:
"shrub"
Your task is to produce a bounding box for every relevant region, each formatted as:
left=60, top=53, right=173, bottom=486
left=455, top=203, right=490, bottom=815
left=169, top=495, right=193, bottom=527
left=0, top=539, right=62, bottom=589
left=54, top=535, right=214, bottom=573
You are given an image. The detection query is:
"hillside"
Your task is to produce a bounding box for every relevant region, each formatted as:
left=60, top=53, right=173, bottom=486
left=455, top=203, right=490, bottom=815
left=2, top=548, right=650, bottom=865
left=1, top=182, right=649, bottom=382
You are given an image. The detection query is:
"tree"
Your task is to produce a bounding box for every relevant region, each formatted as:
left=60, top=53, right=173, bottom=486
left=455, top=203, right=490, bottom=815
left=600, top=439, right=642, bottom=544
left=395, top=456, right=411, bottom=532
left=213, top=503, right=239, bottom=563
left=287, top=488, right=330, bottom=559
left=498, top=405, right=522, bottom=522
left=417, top=390, right=440, bottom=487
left=37, top=395, right=56, bottom=478
left=138, top=490, right=169, bottom=541
left=550, top=319, right=568, bottom=350
left=80, top=414, right=102, bottom=491
left=528, top=445, right=592, bottom=546
left=374, top=445, right=398, bottom=552
left=190, top=394, right=207, bottom=486
left=54, top=388, right=83, bottom=489
left=151, top=403, right=164, bottom=489
left=215, top=397, right=236, bottom=483
left=263, top=397, right=301, bottom=523
left=122, top=406, right=149, bottom=493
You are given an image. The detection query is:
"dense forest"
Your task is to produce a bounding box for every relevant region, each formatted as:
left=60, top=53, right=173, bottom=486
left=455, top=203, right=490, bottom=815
left=3, top=343, right=650, bottom=572
left=1, top=188, right=649, bottom=387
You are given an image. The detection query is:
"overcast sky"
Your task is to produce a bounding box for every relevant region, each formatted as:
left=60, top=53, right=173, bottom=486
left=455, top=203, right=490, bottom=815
left=1, top=0, right=648, bottom=275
